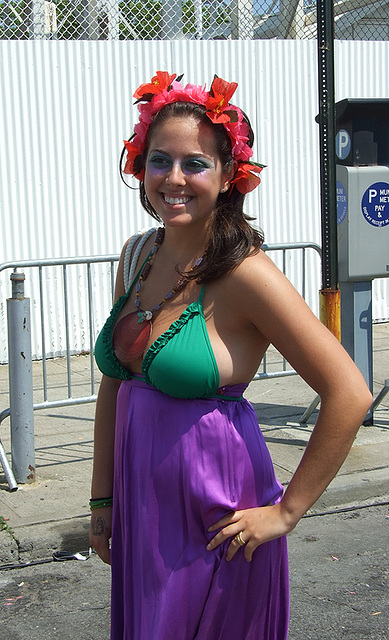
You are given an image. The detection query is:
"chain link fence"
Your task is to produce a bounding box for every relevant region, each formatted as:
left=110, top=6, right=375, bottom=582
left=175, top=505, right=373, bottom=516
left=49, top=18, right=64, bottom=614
left=1, top=0, right=388, bottom=41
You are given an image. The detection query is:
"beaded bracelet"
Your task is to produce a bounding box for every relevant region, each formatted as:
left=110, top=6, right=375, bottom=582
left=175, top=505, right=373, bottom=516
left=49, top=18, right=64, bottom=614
left=89, top=497, right=113, bottom=510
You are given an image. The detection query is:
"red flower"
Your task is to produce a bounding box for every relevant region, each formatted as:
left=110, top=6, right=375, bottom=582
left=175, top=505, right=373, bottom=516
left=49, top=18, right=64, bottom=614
left=205, top=76, right=238, bottom=123
left=133, top=71, right=177, bottom=101
left=230, top=163, right=263, bottom=194
left=123, top=140, right=145, bottom=181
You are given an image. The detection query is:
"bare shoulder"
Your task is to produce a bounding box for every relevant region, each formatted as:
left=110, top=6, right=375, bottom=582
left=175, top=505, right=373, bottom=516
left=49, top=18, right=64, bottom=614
left=213, top=248, right=315, bottom=347
left=226, top=249, right=321, bottom=334
left=225, top=249, right=299, bottom=308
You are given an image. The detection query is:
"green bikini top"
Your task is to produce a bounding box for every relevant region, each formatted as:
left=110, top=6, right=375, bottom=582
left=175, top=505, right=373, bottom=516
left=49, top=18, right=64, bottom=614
left=94, top=279, right=222, bottom=400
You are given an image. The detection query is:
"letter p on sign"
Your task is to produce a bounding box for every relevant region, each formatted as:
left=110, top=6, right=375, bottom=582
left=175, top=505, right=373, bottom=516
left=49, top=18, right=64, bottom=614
left=336, top=130, right=351, bottom=160
left=369, top=189, right=377, bottom=203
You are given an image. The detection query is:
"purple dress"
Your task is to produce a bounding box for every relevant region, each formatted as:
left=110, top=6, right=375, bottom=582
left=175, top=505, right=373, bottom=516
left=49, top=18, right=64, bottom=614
left=110, top=378, right=289, bottom=639
left=94, top=284, right=289, bottom=638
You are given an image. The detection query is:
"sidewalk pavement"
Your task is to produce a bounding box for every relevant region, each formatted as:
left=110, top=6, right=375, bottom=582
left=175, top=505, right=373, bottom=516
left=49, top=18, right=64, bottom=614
left=0, top=324, right=388, bottom=566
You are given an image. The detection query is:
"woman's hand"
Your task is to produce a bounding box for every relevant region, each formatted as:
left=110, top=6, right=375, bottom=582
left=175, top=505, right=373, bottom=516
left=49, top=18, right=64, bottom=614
left=89, top=507, right=112, bottom=565
left=206, top=503, right=296, bottom=562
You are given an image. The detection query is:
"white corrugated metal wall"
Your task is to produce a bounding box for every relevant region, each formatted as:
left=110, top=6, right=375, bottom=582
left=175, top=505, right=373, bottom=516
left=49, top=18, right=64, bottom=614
left=0, top=40, right=388, bottom=361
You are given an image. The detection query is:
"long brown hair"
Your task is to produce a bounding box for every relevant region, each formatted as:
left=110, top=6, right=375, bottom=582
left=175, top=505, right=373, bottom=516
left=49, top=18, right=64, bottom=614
left=121, top=101, right=264, bottom=282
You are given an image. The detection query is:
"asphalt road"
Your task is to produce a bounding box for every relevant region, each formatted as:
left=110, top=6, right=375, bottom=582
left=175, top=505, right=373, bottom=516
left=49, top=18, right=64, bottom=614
left=288, top=503, right=388, bottom=639
left=1, top=503, right=388, bottom=640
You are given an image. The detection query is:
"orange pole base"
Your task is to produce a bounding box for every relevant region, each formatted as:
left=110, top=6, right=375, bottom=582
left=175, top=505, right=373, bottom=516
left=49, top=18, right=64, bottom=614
left=319, top=288, right=341, bottom=342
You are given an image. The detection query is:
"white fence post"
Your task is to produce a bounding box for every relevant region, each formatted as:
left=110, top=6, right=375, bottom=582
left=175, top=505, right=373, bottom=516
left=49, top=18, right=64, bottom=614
left=7, top=272, right=35, bottom=484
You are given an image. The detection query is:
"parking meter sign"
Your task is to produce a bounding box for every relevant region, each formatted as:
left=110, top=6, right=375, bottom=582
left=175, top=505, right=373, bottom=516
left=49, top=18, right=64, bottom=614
left=336, top=129, right=351, bottom=160
left=361, top=182, right=389, bottom=228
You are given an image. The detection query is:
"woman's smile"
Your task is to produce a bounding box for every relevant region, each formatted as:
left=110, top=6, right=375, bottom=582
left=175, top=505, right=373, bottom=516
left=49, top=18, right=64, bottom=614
left=160, top=193, right=194, bottom=206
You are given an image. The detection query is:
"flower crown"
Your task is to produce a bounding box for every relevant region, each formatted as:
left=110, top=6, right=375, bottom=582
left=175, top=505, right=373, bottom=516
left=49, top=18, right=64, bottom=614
left=123, top=71, right=264, bottom=195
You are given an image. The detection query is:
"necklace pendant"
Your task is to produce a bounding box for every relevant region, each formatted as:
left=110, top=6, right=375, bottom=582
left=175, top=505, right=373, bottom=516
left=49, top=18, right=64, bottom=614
left=113, top=310, right=152, bottom=363
left=137, top=310, right=152, bottom=323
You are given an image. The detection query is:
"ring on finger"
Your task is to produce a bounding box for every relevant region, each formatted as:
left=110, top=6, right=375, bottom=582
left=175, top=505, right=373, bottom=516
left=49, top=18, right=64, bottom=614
left=233, top=531, right=246, bottom=547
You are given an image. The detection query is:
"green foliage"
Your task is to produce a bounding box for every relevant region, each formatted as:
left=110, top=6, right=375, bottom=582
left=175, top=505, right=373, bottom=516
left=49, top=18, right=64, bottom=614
left=0, top=0, right=31, bottom=39
left=0, top=0, right=230, bottom=41
left=0, top=515, right=17, bottom=543
left=183, top=0, right=196, bottom=35
left=119, top=1, right=162, bottom=40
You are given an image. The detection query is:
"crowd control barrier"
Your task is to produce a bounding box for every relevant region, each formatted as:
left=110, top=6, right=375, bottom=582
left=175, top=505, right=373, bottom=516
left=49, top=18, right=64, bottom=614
left=0, top=243, right=321, bottom=490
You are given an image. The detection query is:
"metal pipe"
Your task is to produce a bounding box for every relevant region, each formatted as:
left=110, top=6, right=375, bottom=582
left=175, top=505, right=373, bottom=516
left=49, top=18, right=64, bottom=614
left=253, top=369, right=297, bottom=381
left=63, top=265, right=72, bottom=398
left=302, top=248, right=306, bottom=300
left=0, top=254, right=120, bottom=273
left=317, top=0, right=338, bottom=291
left=110, top=260, right=116, bottom=302
left=32, top=396, right=97, bottom=410
left=87, top=263, right=95, bottom=395
left=39, top=266, right=48, bottom=402
left=370, top=378, right=389, bottom=412
left=300, top=395, right=321, bottom=424
left=7, top=272, right=35, bottom=484
left=0, top=435, right=18, bottom=491
left=319, top=287, right=341, bottom=341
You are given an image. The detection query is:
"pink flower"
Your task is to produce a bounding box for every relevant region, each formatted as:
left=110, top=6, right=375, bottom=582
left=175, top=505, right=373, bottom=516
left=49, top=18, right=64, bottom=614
left=133, top=121, right=148, bottom=147
left=182, top=83, right=209, bottom=105
left=224, top=117, right=252, bottom=162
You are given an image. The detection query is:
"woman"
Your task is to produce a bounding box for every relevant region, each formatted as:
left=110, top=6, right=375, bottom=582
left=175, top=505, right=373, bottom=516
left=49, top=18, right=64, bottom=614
left=89, top=72, right=371, bottom=639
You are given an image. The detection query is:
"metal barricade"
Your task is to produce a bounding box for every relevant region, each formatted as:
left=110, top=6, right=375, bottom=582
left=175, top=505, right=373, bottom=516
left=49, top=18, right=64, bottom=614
left=254, top=242, right=322, bottom=379
left=0, top=255, right=118, bottom=490
left=0, top=242, right=321, bottom=489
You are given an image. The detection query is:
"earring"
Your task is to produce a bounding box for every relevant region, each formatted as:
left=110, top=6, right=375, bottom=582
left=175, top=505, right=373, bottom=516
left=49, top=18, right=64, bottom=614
left=221, top=185, right=228, bottom=193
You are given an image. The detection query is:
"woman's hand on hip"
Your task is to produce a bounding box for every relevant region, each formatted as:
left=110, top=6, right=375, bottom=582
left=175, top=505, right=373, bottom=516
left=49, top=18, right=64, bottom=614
left=206, top=504, right=296, bottom=562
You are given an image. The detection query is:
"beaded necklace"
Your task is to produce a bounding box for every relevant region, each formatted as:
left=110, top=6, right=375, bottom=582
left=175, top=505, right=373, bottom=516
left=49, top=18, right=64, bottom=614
left=112, top=228, right=204, bottom=364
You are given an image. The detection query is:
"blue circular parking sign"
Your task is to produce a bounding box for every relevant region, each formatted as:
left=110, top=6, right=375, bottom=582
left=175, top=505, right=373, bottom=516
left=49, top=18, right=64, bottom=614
left=336, top=181, right=347, bottom=224
left=361, top=182, right=389, bottom=228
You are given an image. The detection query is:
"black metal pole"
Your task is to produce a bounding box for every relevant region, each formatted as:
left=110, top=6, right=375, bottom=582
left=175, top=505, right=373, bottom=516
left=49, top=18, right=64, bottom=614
left=317, top=0, right=338, bottom=290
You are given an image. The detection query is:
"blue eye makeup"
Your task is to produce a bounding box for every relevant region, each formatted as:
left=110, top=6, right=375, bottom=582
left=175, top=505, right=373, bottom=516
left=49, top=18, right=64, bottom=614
left=183, top=158, right=213, bottom=173
left=147, top=152, right=213, bottom=174
left=148, top=153, right=171, bottom=169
